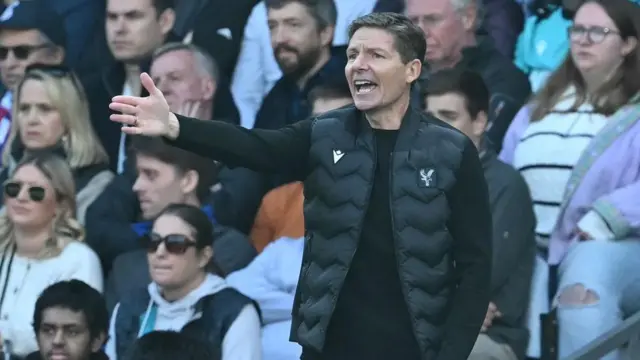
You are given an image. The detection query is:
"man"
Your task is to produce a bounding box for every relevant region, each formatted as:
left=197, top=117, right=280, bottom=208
left=405, top=0, right=530, bottom=150
left=150, top=42, right=218, bottom=119
left=25, top=280, right=109, bottom=360
left=110, top=12, right=492, bottom=360
left=424, top=69, right=536, bottom=360
left=0, top=0, right=66, bottom=157
left=253, top=0, right=344, bottom=129
left=85, top=136, right=255, bottom=310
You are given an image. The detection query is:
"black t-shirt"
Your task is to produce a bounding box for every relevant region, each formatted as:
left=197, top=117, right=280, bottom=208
left=320, top=129, right=421, bottom=360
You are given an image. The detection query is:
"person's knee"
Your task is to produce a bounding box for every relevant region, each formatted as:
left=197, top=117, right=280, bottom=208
left=557, top=283, right=600, bottom=305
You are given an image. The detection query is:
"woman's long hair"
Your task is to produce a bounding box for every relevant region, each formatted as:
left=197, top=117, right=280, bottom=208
left=2, top=69, right=109, bottom=168
left=0, top=153, right=84, bottom=257
left=530, top=0, right=640, bottom=121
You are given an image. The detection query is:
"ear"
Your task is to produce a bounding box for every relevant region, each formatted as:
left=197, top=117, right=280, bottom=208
left=471, top=110, right=488, bottom=137
left=198, top=245, right=214, bottom=269
left=621, top=36, right=637, bottom=57
left=404, top=58, right=422, bottom=84
left=460, top=4, right=479, bottom=32
left=201, top=78, right=216, bottom=101
left=158, top=8, right=176, bottom=37
left=180, top=169, right=199, bottom=197
left=90, top=332, right=107, bottom=353
left=319, top=25, right=335, bottom=48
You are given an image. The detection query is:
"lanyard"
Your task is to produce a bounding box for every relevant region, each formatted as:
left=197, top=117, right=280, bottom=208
left=137, top=303, right=158, bottom=338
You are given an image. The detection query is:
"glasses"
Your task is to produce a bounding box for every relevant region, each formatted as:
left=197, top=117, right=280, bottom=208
left=141, top=233, right=198, bottom=254
left=4, top=181, right=46, bottom=202
left=568, top=25, right=620, bottom=44
left=0, top=44, right=50, bottom=61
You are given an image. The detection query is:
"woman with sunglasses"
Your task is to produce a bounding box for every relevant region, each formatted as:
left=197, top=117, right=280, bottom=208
left=0, top=153, right=103, bottom=358
left=0, top=65, right=113, bottom=225
left=105, top=204, right=261, bottom=360
left=500, top=0, right=640, bottom=358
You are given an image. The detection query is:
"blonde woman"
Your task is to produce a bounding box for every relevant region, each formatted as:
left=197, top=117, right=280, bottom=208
left=0, top=64, right=113, bottom=225
left=0, top=153, right=103, bottom=357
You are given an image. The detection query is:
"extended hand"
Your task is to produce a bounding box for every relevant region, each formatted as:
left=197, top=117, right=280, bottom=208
left=109, top=73, right=175, bottom=137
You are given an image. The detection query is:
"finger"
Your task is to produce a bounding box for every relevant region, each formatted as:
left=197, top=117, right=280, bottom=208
left=122, top=126, right=142, bottom=135
left=495, top=311, right=502, bottom=317
left=140, top=72, right=163, bottom=97
left=112, top=95, right=142, bottom=107
left=110, top=113, right=137, bottom=126
left=109, top=102, right=138, bottom=115
left=191, top=101, right=201, bottom=115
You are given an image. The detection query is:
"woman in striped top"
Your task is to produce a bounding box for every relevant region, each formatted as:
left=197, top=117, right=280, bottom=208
left=500, top=0, right=640, bottom=358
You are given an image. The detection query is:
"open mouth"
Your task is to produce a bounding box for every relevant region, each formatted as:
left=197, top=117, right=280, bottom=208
left=354, top=80, right=377, bottom=94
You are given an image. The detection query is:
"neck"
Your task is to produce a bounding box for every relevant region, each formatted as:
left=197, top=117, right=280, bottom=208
left=161, top=272, right=207, bottom=302
left=13, top=226, right=52, bottom=258
left=581, top=64, right=619, bottom=94
left=200, top=101, right=213, bottom=120
left=430, top=32, right=476, bottom=72
left=125, top=64, right=141, bottom=95
left=296, top=48, right=331, bottom=89
left=365, top=90, right=411, bottom=130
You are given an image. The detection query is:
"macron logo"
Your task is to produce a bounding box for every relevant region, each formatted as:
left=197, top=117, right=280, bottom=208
left=332, top=149, right=344, bottom=164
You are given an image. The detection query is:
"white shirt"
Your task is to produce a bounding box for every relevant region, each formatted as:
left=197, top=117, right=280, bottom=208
left=0, top=242, right=103, bottom=357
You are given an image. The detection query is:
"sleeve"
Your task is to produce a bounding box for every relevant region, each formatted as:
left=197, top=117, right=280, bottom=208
left=68, top=245, right=105, bottom=293
left=436, top=139, right=493, bottom=360
left=105, top=304, right=119, bottom=360
left=578, top=181, right=640, bottom=240
left=498, top=105, right=530, bottom=165
left=226, top=242, right=294, bottom=324
left=221, top=305, right=262, bottom=360
left=168, top=116, right=312, bottom=181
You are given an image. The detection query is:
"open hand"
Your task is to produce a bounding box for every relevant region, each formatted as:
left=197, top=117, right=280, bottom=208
left=109, top=73, right=174, bottom=137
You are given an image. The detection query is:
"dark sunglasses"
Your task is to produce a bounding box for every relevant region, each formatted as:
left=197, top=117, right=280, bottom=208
left=4, top=181, right=46, bottom=202
left=0, top=44, right=50, bottom=61
left=141, top=233, right=198, bottom=254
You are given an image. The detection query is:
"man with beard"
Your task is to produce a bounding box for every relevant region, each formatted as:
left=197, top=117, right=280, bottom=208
left=25, top=280, right=109, bottom=360
left=252, top=0, right=345, bottom=130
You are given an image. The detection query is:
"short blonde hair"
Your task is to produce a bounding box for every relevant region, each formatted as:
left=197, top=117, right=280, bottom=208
left=0, top=153, right=84, bottom=258
left=2, top=68, right=109, bottom=168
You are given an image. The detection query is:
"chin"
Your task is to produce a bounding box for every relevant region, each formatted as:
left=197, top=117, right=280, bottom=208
left=353, top=99, right=381, bottom=112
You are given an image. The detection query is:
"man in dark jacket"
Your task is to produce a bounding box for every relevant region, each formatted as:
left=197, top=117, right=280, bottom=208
left=109, top=12, right=492, bottom=360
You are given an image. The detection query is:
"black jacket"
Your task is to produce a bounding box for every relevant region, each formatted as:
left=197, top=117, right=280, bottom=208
left=166, top=104, right=493, bottom=360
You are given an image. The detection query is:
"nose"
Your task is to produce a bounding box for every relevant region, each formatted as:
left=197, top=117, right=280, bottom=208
left=1, top=51, right=20, bottom=70
left=132, top=176, right=143, bottom=192
left=271, top=26, right=288, bottom=47
left=351, top=53, right=369, bottom=71
left=52, top=330, right=64, bottom=345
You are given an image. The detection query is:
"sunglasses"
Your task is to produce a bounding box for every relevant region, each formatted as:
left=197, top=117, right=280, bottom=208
left=25, top=64, right=72, bottom=76
left=141, top=233, right=198, bottom=254
left=4, top=181, right=46, bottom=202
left=0, top=44, right=51, bottom=61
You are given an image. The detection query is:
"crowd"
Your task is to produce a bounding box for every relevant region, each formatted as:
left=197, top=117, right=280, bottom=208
left=0, top=0, right=637, bottom=359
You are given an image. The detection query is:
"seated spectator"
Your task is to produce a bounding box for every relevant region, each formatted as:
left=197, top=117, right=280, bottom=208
left=0, top=153, right=103, bottom=358
left=150, top=42, right=217, bottom=120
left=93, top=136, right=255, bottom=308
left=25, top=280, right=109, bottom=360
left=0, top=64, right=113, bottom=225
left=227, top=236, right=304, bottom=360
left=105, top=204, right=261, bottom=360
left=424, top=69, right=536, bottom=360
left=249, top=78, right=352, bottom=252
left=499, top=0, right=640, bottom=357
left=125, top=330, right=218, bottom=360
left=231, top=0, right=377, bottom=128
left=406, top=0, right=531, bottom=150
left=0, top=0, right=66, bottom=158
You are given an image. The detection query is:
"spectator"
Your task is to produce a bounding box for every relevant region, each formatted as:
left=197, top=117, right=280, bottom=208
left=499, top=0, right=640, bottom=358
left=0, top=153, right=103, bottom=358
left=150, top=42, right=217, bottom=119
left=405, top=0, right=531, bottom=150
left=0, top=65, right=113, bottom=225
left=478, top=0, right=525, bottom=59
left=233, top=0, right=369, bottom=129
left=125, top=330, right=218, bottom=360
left=227, top=237, right=304, bottom=360
left=424, top=69, right=536, bottom=360
left=0, top=0, right=66, bottom=158
left=84, top=0, right=175, bottom=173
left=25, top=280, right=109, bottom=360
left=249, top=78, right=352, bottom=252
left=105, top=204, right=261, bottom=360
left=92, top=136, right=255, bottom=307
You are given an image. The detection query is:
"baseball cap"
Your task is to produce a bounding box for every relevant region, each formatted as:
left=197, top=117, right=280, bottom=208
left=0, top=0, right=66, bottom=48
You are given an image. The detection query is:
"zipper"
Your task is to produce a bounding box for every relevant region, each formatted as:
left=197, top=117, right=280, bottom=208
left=389, top=151, right=423, bottom=357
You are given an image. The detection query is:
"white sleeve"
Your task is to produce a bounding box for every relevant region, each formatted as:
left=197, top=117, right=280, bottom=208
left=221, top=305, right=262, bottom=360
left=105, top=304, right=119, bottom=360
left=68, top=244, right=104, bottom=292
